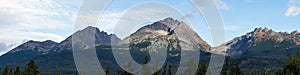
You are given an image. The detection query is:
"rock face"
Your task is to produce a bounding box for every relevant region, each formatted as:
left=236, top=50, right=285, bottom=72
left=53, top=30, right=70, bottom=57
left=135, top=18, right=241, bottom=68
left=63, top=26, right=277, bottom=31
left=120, top=18, right=211, bottom=51
left=217, top=27, right=300, bottom=55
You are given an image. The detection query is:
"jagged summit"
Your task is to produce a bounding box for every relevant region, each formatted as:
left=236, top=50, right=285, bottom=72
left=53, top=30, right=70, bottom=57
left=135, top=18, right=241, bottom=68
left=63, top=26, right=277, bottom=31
left=215, top=27, right=300, bottom=55
left=253, top=27, right=270, bottom=32
left=158, top=17, right=182, bottom=26
left=120, top=17, right=211, bottom=51
left=291, top=30, right=299, bottom=35
left=51, top=26, right=121, bottom=51
left=42, top=40, right=57, bottom=44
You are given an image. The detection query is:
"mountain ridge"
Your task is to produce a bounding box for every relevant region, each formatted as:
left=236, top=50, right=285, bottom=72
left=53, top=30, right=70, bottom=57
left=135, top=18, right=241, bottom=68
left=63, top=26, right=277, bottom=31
left=5, top=26, right=121, bottom=55
left=7, top=40, right=58, bottom=54
left=214, top=27, right=300, bottom=55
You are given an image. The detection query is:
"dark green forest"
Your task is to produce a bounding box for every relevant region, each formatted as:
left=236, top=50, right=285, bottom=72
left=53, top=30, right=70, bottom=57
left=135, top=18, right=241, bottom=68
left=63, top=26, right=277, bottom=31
left=3, top=52, right=300, bottom=75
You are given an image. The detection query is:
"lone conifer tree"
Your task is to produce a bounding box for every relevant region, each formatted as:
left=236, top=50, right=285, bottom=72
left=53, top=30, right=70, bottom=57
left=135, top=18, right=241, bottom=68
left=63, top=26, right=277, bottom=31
left=14, top=66, right=21, bottom=75
left=168, top=64, right=172, bottom=75
left=8, top=68, right=13, bottom=75
left=105, top=66, right=110, bottom=75
left=196, top=60, right=207, bottom=75
left=23, top=60, right=40, bottom=75
left=2, top=66, right=9, bottom=75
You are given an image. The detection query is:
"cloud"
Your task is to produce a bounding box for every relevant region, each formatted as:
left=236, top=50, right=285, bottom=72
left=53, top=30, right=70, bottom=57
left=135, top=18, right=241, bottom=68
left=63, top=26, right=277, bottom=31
left=96, top=11, right=124, bottom=33
left=216, top=0, right=230, bottom=10
left=0, top=43, right=8, bottom=52
left=0, top=29, right=65, bottom=43
left=0, top=0, right=80, bottom=43
left=286, top=0, right=300, bottom=16
left=0, top=40, right=28, bottom=56
left=286, top=6, right=300, bottom=16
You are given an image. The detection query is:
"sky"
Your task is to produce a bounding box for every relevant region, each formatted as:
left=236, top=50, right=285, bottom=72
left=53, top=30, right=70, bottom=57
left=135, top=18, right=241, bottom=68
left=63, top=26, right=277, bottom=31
left=0, top=0, right=299, bottom=49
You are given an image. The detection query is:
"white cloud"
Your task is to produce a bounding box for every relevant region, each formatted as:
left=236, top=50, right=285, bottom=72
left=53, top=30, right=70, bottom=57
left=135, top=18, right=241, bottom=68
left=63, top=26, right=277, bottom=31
left=286, top=0, right=300, bottom=16
left=0, top=40, right=28, bottom=56
left=96, top=11, right=124, bottom=33
left=0, top=43, right=8, bottom=52
left=216, top=0, right=230, bottom=10
left=286, top=6, right=300, bottom=16
left=0, top=29, right=65, bottom=43
left=0, top=0, right=80, bottom=44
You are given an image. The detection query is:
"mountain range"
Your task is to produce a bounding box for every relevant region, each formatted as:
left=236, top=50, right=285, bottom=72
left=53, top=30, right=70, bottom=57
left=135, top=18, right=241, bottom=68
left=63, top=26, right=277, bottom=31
left=0, top=18, right=299, bottom=74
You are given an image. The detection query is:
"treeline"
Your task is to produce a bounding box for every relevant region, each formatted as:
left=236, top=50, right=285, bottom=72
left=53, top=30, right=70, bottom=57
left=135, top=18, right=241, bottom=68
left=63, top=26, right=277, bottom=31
left=1, top=60, right=41, bottom=75
left=282, top=51, right=300, bottom=75
left=221, top=57, right=243, bottom=75
left=104, top=56, right=244, bottom=75
left=222, top=52, right=300, bottom=75
left=248, top=51, right=300, bottom=75
left=105, top=62, right=207, bottom=75
left=3, top=52, right=300, bottom=75
left=105, top=53, right=300, bottom=75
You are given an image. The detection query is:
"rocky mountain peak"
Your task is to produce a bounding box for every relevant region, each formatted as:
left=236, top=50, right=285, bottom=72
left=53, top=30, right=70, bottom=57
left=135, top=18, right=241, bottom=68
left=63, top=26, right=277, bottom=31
left=158, top=17, right=181, bottom=27
left=51, top=26, right=121, bottom=51
left=24, top=40, right=57, bottom=45
left=216, top=27, right=300, bottom=55
left=7, top=40, right=58, bottom=54
left=253, top=27, right=269, bottom=32
left=83, top=26, right=100, bottom=31
left=42, top=40, right=57, bottom=44
left=291, top=30, right=299, bottom=35
left=120, top=17, right=211, bottom=52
